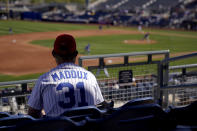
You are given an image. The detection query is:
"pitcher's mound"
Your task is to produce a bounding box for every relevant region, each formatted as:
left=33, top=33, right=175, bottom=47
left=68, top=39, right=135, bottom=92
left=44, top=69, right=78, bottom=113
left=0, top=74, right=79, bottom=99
left=124, top=40, right=157, bottom=45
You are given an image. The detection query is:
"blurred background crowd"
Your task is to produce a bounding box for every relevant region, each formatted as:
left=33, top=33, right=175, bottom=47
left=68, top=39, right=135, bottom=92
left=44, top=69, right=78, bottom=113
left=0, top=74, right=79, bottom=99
left=0, top=0, right=197, bottom=30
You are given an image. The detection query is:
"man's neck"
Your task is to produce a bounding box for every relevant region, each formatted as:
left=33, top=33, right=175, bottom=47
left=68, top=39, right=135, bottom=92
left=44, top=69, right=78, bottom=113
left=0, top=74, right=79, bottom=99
left=57, top=59, right=76, bottom=65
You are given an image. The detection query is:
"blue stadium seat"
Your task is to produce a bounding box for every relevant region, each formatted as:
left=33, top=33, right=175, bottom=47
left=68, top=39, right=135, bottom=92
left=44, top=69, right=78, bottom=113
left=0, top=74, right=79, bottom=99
left=12, top=116, right=84, bottom=131
left=0, top=112, right=11, bottom=118
left=2, top=99, right=197, bottom=131
left=0, top=114, right=35, bottom=127
left=61, top=106, right=107, bottom=122
left=172, top=125, right=197, bottom=131
left=120, top=97, right=154, bottom=108
left=167, top=100, right=197, bottom=126
left=0, top=114, right=35, bottom=131
left=2, top=98, right=9, bottom=106
left=85, top=100, right=175, bottom=131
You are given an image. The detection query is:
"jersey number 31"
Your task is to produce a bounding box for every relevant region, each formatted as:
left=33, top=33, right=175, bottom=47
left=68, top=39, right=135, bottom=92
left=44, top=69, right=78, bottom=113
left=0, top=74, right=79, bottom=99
left=56, top=82, right=88, bottom=108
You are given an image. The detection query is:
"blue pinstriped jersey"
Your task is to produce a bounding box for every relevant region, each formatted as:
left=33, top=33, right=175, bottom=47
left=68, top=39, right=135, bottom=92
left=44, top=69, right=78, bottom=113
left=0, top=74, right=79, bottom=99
left=28, top=63, right=104, bottom=117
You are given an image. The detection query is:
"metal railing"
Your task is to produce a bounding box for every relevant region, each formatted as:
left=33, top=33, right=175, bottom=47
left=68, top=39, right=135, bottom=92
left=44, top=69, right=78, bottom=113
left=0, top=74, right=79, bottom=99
left=0, top=80, right=35, bottom=114
left=78, top=50, right=170, bottom=107
left=159, top=52, right=197, bottom=108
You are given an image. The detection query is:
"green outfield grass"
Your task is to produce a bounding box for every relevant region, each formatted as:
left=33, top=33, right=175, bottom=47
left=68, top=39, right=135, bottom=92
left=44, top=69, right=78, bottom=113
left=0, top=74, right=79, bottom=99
left=0, top=73, right=44, bottom=82
left=0, top=20, right=197, bottom=82
left=31, top=33, right=197, bottom=55
left=0, top=20, right=98, bottom=36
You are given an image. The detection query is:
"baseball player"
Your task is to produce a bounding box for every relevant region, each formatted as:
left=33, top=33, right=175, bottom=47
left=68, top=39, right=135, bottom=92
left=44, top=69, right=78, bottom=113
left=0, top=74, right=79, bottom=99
left=84, top=43, right=90, bottom=55
left=28, top=34, right=104, bottom=118
left=142, top=32, right=150, bottom=43
left=9, top=27, right=13, bottom=34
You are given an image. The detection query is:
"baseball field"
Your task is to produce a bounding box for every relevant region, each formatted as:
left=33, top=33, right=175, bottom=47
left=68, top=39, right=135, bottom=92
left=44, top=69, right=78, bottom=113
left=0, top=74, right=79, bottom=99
left=0, top=20, right=197, bottom=82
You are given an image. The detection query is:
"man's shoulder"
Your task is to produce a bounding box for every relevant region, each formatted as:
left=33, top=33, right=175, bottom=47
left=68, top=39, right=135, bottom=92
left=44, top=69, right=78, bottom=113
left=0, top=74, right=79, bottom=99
left=37, top=72, right=51, bottom=82
left=73, top=66, right=95, bottom=77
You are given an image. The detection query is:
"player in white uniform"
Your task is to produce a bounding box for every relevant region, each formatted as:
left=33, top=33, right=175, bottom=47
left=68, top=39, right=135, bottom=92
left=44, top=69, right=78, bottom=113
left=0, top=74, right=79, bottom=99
left=28, top=34, right=104, bottom=118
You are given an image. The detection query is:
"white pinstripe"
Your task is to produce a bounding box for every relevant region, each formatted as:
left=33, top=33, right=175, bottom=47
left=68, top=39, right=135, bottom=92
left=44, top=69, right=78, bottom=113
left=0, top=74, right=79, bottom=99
left=28, top=63, right=104, bottom=117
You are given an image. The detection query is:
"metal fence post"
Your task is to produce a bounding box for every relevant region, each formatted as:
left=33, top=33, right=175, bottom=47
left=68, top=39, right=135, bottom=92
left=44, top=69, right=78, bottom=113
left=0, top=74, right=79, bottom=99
left=157, top=52, right=169, bottom=107
left=99, top=57, right=104, bottom=68
left=78, top=58, right=83, bottom=67
left=161, top=53, right=170, bottom=108
left=148, top=54, right=152, bottom=63
left=124, top=56, right=129, bottom=65
left=0, top=98, right=2, bottom=112
left=157, top=63, right=163, bottom=106
left=163, top=53, right=170, bottom=86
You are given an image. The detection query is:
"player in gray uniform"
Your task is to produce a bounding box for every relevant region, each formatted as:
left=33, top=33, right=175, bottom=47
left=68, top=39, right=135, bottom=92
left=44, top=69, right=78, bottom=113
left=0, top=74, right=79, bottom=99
left=28, top=34, right=104, bottom=118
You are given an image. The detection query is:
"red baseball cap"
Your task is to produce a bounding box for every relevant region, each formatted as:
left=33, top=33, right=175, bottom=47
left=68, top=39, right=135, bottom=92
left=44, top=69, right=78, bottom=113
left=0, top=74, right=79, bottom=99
left=52, top=34, right=78, bottom=57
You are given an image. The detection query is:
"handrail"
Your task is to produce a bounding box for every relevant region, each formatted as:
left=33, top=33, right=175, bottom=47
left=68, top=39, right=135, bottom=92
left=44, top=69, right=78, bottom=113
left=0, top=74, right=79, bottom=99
left=0, top=79, right=37, bottom=86
left=161, top=52, right=197, bottom=64
left=170, top=64, right=197, bottom=70
left=78, top=50, right=169, bottom=66
left=79, top=50, right=169, bottom=60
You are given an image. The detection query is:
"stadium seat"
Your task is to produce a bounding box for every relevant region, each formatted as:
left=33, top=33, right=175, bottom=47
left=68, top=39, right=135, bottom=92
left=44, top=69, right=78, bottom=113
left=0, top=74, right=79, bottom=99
left=120, top=97, right=154, bottom=108
left=0, top=114, right=35, bottom=127
left=61, top=106, right=107, bottom=122
left=172, top=125, right=197, bottom=131
left=12, top=116, right=84, bottom=131
left=167, top=100, right=197, bottom=126
left=0, top=112, right=11, bottom=118
left=1, top=97, right=9, bottom=106
left=86, top=103, right=175, bottom=131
